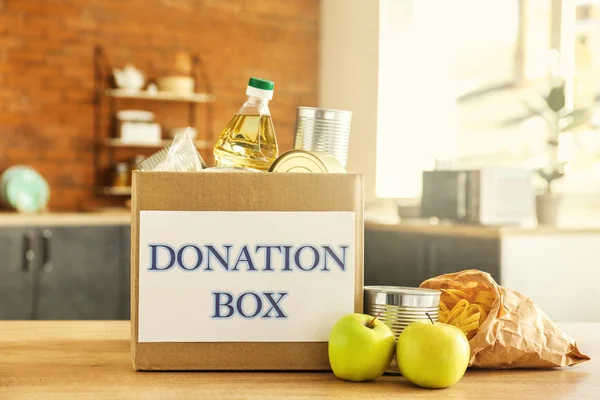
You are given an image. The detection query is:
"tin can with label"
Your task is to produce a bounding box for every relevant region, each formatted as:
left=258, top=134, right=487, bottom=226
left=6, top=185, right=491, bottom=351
left=294, top=107, right=352, bottom=168
left=364, top=286, right=441, bottom=337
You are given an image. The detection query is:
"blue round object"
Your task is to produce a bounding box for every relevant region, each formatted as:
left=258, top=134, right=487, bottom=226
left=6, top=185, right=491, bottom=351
left=0, top=166, right=50, bottom=213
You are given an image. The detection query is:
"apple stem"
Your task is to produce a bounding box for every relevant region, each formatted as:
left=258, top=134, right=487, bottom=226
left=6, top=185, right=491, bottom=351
left=367, top=309, right=386, bottom=329
left=426, top=312, right=434, bottom=325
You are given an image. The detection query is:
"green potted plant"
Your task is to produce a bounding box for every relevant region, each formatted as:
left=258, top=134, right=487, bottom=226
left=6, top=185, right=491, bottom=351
left=527, top=53, right=593, bottom=225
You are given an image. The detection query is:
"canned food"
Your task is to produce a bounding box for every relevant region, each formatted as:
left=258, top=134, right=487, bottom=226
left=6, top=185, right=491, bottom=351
left=294, top=107, right=352, bottom=168
left=269, top=150, right=346, bottom=173
left=364, top=286, right=441, bottom=338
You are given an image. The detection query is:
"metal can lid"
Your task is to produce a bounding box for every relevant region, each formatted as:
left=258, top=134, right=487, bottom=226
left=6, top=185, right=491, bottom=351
left=297, top=106, right=352, bottom=122
left=364, top=286, right=441, bottom=308
left=269, top=150, right=346, bottom=173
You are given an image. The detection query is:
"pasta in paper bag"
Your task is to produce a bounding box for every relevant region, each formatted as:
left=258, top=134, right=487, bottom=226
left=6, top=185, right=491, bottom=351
left=420, top=269, right=590, bottom=368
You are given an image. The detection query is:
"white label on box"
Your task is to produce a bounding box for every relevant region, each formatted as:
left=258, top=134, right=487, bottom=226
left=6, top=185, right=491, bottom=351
left=138, top=211, right=356, bottom=343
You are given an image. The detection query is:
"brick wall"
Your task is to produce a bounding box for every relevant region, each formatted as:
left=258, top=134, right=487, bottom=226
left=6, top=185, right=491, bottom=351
left=0, top=0, right=319, bottom=210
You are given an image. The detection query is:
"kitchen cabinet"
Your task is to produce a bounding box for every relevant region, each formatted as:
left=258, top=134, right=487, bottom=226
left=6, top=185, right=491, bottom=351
left=424, top=236, right=500, bottom=282
left=365, top=219, right=600, bottom=321
left=365, top=225, right=501, bottom=287
left=34, top=226, right=123, bottom=320
left=0, top=228, right=36, bottom=319
left=119, top=226, right=131, bottom=320
left=364, top=229, right=427, bottom=287
left=0, top=224, right=130, bottom=320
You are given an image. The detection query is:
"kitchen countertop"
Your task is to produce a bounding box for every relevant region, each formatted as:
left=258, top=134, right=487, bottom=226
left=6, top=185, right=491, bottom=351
left=2, top=210, right=600, bottom=236
left=0, top=321, right=596, bottom=399
left=366, top=215, right=600, bottom=238
left=0, top=210, right=131, bottom=226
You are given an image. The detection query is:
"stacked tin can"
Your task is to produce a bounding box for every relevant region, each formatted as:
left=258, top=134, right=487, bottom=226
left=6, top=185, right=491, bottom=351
left=293, top=107, right=352, bottom=168
left=364, top=286, right=441, bottom=338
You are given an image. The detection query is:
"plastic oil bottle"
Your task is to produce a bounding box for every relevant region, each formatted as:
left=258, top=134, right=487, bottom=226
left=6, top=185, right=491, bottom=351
left=213, top=77, right=279, bottom=171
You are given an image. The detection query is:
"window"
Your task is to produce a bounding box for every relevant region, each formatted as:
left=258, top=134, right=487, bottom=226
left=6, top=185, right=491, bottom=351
left=375, top=0, right=600, bottom=199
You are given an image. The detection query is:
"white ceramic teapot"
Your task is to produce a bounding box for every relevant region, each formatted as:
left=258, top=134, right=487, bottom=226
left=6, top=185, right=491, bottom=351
left=113, top=64, right=146, bottom=91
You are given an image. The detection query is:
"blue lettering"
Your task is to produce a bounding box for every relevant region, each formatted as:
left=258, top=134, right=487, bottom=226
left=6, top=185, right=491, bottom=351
left=212, top=292, right=234, bottom=318
left=323, top=245, right=348, bottom=271
left=281, top=245, right=293, bottom=271
left=176, top=244, right=203, bottom=271
left=255, top=245, right=282, bottom=271
left=149, top=244, right=350, bottom=273
left=148, top=244, right=176, bottom=271
left=232, top=245, right=256, bottom=271
left=295, top=245, right=320, bottom=271
left=237, top=292, right=262, bottom=318
left=205, top=245, right=232, bottom=271
left=212, top=291, right=288, bottom=319
left=262, top=292, right=288, bottom=318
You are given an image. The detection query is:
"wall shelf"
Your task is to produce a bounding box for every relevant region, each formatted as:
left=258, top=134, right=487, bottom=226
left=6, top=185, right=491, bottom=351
left=103, top=138, right=212, bottom=149
left=94, top=46, right=214, bottom=199
left=105, top=89, right=215, bottom=103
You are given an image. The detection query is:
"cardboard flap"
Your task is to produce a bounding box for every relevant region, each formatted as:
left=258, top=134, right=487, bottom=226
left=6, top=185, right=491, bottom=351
left=133, top=171, right=362, bottom=211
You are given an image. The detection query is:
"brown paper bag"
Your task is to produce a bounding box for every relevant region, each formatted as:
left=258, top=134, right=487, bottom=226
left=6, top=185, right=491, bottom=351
left=420, top=269, right=590, bottom=368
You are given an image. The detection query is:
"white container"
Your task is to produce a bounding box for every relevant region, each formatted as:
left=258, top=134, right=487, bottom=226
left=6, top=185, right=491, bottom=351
left=120, top=122, right=161, bottom=144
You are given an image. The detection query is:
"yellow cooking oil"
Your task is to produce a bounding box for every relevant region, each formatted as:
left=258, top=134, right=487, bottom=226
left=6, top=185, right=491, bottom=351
left=213, top=114, right=278, bottom=171
left=213, top=77, right=278, bottom=171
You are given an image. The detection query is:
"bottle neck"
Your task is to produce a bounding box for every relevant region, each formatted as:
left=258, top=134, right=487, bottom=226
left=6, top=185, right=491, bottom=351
left=243, top=95, right=271, bottom=115
left=246, top=95, right=270, bottom=106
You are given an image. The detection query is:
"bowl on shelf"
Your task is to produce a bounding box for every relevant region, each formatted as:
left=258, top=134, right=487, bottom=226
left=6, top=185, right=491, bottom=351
left=157, top=76, right=195, bottom=95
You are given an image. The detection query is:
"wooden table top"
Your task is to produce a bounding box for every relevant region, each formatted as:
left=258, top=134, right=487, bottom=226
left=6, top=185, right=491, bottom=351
left=0, top=321, right=596, bottom=399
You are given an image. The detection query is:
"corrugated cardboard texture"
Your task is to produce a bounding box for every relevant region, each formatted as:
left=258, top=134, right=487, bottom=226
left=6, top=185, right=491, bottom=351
left=131, top=171, right=364, bottom=370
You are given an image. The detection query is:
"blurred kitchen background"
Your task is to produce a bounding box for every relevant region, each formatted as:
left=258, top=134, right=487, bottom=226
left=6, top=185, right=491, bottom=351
left=0, top=1, right=599, bottom=322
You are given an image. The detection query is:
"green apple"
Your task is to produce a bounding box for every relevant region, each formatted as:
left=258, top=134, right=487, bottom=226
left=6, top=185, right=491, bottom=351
left=328, top=313, right=396, bottom=382
left=396, top=318, right=470, bottom=389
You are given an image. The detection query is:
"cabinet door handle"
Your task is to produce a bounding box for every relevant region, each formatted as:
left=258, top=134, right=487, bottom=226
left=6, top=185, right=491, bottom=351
left=41, top=229, right=53, bottom=273
left=22, top=230, right=36, bottom=272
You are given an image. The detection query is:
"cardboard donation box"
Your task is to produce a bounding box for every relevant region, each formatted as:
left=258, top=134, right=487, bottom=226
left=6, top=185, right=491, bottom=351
left=131, top=171, right=364, bottom=370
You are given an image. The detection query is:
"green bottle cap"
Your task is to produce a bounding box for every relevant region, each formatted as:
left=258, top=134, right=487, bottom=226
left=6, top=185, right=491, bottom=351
left=248, top=77, right=274, bottom=91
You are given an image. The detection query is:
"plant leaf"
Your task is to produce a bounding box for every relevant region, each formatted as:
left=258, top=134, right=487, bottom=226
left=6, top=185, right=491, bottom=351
left=518, top=99, right=554, bottom=129
left=536, top=168, right=565, bottom=183
left=561, top=107, right=593, bottom=131
left=545, top=85, right=566, bottom=112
